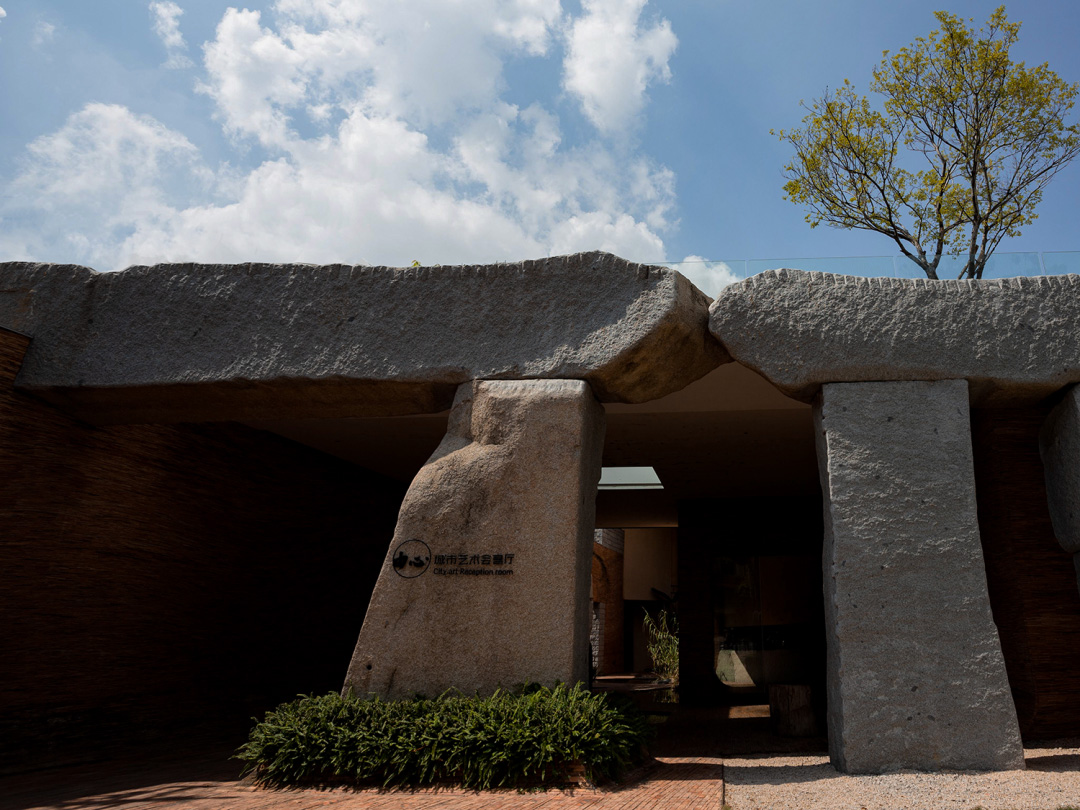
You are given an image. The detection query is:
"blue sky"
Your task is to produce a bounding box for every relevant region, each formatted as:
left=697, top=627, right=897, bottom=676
left=1, top=1, right=1078, bottom=292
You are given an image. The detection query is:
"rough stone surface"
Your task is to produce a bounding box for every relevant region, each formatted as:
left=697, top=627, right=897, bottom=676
left=814, top=379, right=1024, bottom=773
left=0, top=253, right=725, bottom=423
left=342, top=378, right=605, bottom=699
left=1040, top=385, right=1080, bottom=558
left=710, top=269, right=1080, bottom=405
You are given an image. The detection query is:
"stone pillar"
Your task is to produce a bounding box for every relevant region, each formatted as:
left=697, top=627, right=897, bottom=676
left=814, top=380, right=1023, bottom=773
left=1040, top=385, right=1080, bottom=595
left=343, top=379, right=605, bottom=699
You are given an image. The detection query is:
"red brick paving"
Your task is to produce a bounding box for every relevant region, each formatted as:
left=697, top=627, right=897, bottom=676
left=7, top=704, right=819, bottom=810
left=6, top=755, right=725, bottom=810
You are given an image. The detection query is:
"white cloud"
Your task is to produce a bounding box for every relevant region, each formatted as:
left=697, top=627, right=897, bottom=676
left=11, top=103, right=202, bottom=204
left=1, top=103, right=210, bottom=268
left=150, top=1, right=193, bottom=69
left=563, top=0, right=677, bottom=134
left=492, top=0, right=562, bottom=55
left=2, top=0, right=679, bottom=271
left=200, top=1, right=562, bottom=135
left=32, top=21, right=55, bottom=47
left=199, top=8, right=307, bottom=146
left=671, top=256, right=742, bottom=298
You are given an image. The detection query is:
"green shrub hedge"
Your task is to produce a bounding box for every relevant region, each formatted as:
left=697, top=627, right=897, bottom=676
left=236, top=683, right=650, bottom=790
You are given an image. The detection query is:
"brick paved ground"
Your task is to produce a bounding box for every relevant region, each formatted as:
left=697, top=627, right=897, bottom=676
left=9, top=703, right=1077, bottom=810
left=4, top=748, right=725, bottom=810
left=4, top=706, right=812, bottom=810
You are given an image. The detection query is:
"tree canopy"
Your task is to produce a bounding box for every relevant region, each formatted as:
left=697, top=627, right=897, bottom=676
left=774, top=7, right=1080, bottom=279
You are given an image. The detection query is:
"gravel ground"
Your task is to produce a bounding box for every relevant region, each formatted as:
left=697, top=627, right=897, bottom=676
left=724, top=740, right=1080, bottom=810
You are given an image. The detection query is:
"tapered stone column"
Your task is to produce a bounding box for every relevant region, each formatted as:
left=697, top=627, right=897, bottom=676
left=815, top=380, right=1023, bottom=773
left=343, top=379, right=605, bottom=699
left=1040, top=385, right=1080, bottom=594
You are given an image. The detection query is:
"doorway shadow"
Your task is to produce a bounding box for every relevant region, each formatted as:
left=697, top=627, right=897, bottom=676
left=652, top=704, right=828, bottom=759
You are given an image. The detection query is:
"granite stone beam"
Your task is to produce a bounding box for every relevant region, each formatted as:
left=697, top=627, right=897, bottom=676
left=710, top=269, right=1080, bottom=405
left=1040, top=384, right=1080, bottom=594
left=0, top=253, right=726, bottom=423
left=815, top=379, right=1024, bottom=773
left=343, top=378, right=605, bottom=699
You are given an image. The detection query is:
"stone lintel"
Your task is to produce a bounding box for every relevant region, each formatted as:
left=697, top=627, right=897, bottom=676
left=343, top=378, right=605, bottom=699
left=0, top=253, right=726, bottom=423
left=815, top=379, right=1024, bottom=773
left=710, top=269, right=1080, bottom=406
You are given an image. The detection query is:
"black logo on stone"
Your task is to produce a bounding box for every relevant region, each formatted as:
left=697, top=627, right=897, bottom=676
left=391, top=539, right=431, bottom=578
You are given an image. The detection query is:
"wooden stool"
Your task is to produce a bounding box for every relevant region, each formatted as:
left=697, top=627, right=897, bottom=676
left=769, top=683, right=818, bottom=737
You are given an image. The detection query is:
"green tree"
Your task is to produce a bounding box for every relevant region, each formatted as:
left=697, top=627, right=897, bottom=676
left=773, top=7, right=1080, bottom=279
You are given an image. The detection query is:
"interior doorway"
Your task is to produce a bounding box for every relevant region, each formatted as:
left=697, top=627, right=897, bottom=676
left=678, top=497, right=825, bottom=732
left=592, top=496, right=827, bottom=744
left=591, top=363, right=827, bottom=749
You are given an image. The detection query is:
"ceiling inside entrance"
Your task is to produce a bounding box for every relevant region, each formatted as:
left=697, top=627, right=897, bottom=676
left=248, top=363, right=820, bottom=526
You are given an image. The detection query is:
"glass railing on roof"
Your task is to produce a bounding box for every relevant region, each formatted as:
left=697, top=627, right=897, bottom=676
left=658, top=251, right=1080, bottom=298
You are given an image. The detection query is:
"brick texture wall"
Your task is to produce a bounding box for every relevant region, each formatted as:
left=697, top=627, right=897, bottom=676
left=0, top=328, right=406, bottom=771
left=972, top=406, right=1080, bottom=739
left=591, top=529, right=624, bottom=675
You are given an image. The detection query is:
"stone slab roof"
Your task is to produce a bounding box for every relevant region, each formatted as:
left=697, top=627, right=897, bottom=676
left=709, top=269, right=1080, bottom=405
left=0, top=252, right=726, bottom=422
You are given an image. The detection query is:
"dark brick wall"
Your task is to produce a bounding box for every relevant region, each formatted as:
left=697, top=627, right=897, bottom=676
left=0, top=328, right=406, bottom=771
left=972, top=406, right=1080, bottom=739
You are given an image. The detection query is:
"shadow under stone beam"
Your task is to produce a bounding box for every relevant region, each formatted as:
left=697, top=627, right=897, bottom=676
left=1040, top=384, right=1080, bottom=596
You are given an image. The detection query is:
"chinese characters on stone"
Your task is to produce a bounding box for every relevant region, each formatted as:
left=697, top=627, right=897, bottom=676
left=433, top=553, right=514, bottom=566
left=431, top=552, right=516, bottom=576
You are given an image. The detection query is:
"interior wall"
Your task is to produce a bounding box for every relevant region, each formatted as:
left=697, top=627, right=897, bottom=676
left=0, top=329, right=406, bottom=772
left=623, top=528, right=678, bottom=600
left=619, top=528, right=677, bottom=672
left=972, top=405, right=1080, bottom=739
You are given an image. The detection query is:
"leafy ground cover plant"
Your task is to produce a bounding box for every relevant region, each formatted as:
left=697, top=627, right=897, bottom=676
left=236, top=683, right=650, bottom=790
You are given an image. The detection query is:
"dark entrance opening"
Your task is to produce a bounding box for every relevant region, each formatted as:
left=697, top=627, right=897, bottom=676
left=595, top=363, right=829, bottom=753
left=678, top=497, right=826, bottom=730
left=592, top=495, right=828, bottom=756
